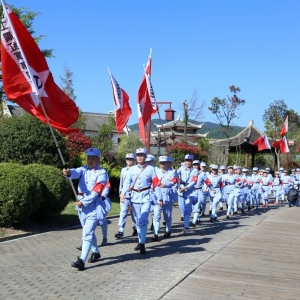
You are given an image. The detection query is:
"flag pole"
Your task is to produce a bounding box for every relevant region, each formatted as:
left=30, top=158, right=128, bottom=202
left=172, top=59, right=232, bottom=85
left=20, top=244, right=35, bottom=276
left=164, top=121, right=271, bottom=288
left=2, top=1, right=78, bottom=199
left=143, top=65, right=168, bottom=149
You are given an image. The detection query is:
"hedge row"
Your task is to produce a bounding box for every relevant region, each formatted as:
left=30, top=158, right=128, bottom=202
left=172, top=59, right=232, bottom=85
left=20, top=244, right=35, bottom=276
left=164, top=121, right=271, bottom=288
left=0, top=163, right=72, bottom=226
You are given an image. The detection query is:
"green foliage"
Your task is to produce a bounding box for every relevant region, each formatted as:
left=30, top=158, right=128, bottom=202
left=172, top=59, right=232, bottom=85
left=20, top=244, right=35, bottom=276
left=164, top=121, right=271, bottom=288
left=101, top=155, right=121, bottom=194
left=91, top=114, right=116, bottom=154
left=0, top=163, right=42, bottom=226
left=24, top=164, right=72, bottom=220
left=60, top=65, right=76, bottom=101
left=198, top=138, right=211, bottom=152
left=116, top=135, right=144, bottom=165
left=0, top=114, right=69, bottom=167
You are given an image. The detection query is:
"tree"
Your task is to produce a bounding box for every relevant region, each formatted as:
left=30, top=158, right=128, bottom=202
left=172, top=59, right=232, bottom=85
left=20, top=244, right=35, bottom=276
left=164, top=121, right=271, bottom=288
left=181, top=90, right=205, bottom=143
left=208, top=85, right=246, bottom=165
left=0, top=5, right=53, bottom=115
left=91, top=115, right=116, bottom=154
left=116, top=135, right=144, bottom=165
left=59, top=65, right=86, bottom=131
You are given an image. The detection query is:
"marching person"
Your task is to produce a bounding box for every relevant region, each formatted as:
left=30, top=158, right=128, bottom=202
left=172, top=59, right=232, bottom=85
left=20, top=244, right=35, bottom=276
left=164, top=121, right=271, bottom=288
left=281, top=169, right=292, bottom=202
left=192, top=160, right=211, bottom=227
left=207, top=164, right=223, bottom=222
left=200, top=162, right=209, bottom=216
left=115, top=153, right=137, bottom=240
left=63, top=147, right=111, bottom=271
left=218, top=165, right=226, bottom=211
left=177, top=154, right=198, bottom=234
left=152, top=156, right=178, bottom=240
left=250, top=167, right=262, bottom=210
left=272, top=171, right=283, bottom=205
left=259, top=170, right=272, bottom=207
left=120, top=148, right=162, bottom=254
left=232, top=166, right=245, bottom=214
left=242, top=168, right=252, bottom=211
left=223, top=166, right=236, bottom=218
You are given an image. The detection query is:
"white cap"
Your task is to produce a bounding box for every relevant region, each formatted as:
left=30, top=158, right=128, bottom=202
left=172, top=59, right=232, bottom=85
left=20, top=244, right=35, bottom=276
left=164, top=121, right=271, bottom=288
left=200, top=162, right=207, bottom=167
left=126, top=153, right=135, bottom=159
left=159, top=156, right=168, bottom=162
left=192, top=160, right=200, bottom=165
left=210, top=164, right=218, bottom=170
left=136, top=148, right=148, bottom=155
left=145, top=154, right=155, bottom=161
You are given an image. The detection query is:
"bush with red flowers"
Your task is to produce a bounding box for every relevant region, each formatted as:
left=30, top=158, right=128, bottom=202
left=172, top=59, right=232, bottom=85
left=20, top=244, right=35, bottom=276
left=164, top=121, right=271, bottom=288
left=65, top=132, right=92, bottom=167
left=166, top=142, right=208, bottom=168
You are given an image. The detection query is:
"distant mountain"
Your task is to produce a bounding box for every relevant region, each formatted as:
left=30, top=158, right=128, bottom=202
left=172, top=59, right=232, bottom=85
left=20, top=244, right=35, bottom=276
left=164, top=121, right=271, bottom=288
left=128, top=119, right=244, bottom=139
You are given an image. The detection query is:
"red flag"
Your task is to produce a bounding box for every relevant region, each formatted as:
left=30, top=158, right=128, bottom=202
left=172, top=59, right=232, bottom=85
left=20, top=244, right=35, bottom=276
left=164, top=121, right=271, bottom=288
left=1, top=2, right=79, bottom=134
left=280, top=116, right=288, bottom=137
left=252, top=134, right=271, bottom=151
left=137, top=49, right=158, bottom=144
left=272, top=136, right=289, bottom=153
left=107, top=69, right=132, bottom=134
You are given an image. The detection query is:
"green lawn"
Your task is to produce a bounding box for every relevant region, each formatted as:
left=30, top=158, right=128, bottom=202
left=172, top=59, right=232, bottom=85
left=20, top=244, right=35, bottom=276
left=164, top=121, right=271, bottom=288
left=53, top=193, right=121, bottom=228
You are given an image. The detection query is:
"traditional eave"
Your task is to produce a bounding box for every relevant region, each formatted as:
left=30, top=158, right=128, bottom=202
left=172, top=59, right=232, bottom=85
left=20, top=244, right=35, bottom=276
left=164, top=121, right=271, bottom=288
left=155, top=116, right=203, bottom=130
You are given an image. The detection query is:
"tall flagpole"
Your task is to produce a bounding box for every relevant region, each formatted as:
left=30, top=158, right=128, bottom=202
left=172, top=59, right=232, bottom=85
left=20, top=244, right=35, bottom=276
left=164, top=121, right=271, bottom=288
left=2, top=1, right=78, bottom=199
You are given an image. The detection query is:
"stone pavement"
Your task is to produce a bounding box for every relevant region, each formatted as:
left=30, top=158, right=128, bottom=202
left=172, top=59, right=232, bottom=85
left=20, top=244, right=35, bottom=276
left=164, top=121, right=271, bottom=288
left=0, top=202, right=298, bottom=300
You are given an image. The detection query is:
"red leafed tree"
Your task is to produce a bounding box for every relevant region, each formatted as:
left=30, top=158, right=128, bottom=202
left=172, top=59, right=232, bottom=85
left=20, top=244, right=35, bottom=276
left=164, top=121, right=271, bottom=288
left=166, top=142, right=208, bottom=167
left=65, top=132, right=92, bottom=166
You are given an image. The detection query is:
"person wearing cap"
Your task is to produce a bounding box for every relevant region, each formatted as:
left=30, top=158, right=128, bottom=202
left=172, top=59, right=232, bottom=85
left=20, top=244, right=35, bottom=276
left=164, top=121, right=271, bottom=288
left=191, top=160, right=211, bottom=227
left=259, top=170, right=273, bottom=207
left=63, top=147, right=111, bottom=270
left=218, top=166, right=226, bottom=211
left=242, top=168, right=252, bottom=211
left=272, top=172, right=283, bottom=205
left=231, top=166, right=246, bottom=214
left=152, top=156, right=178, bottom=239
left=250, top=167, right=262, bottom=210
left=281, top=169, right=292, bottom=201
left=222, top=166, right=236, bottom=218
left=279, top=167, right=284, bottom=179
left=121, top=148, right=162, bottom=254
left=177, top=154, right=198, bottom=234
left=115, top=154, right=137, bottom=240
left=207, top=164, right=223, bottom=222
left=290, top=169, right=296, bottom=181
left=200, top=161, right=209, bottom=216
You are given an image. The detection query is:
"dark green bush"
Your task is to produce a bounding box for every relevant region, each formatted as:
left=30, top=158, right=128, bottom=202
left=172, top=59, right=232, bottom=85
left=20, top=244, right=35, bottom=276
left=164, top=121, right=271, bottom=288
left=0, top=163, right=42, bottom=226
left=24, top=164, right=72, bottom=220
left=0, top=114, right=70, bottom=167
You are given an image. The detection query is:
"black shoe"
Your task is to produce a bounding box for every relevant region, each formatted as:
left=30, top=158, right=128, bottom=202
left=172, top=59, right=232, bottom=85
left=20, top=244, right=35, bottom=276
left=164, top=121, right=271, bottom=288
left=88, top=252, right=101, bottom=263
left=150, top=223, right=153, bottom=231
left=213, top=216, right=217, bottom=220
left=71, top=257, right=85, bottom=270
left=209, top=210, right=212, bottom=214
left=76, top=245, right=82, bottom=251
left=226, top=215, right=229, bottom=219
left=241, top=210, right=245, bottom=214
left=134, top=243, right=142, bottom=251
left=163, top=231, right=171, bottom=238
left=233, top=211, right=237, bottom=215
left=248, top=207, right=251, bottom=211
left=180, top=216, right=184, bottom=221
left=151, top=234, right=159, bottom=242
left=163, top=221, right=166, bottom=226
left=191, top=222, right=196, bottom=229
left=140, top=243, right=146, bottom=254
left=101, top=238, right=107, bottom=246
left=219, top=207, right=224, bottom=211
left=115, top=232, right=124, bottom=239
left=196, top=219, right=201, bottom=225
left=210, top=217, right=214, bottom=223
left=132, top=228, right=138, bottom=236
left=201, top=213, right=205, bottom=217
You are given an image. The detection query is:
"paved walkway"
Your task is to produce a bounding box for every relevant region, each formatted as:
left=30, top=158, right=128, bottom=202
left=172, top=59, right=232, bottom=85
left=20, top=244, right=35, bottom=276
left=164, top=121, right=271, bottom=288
left=0, top=202, right=299, bottom=300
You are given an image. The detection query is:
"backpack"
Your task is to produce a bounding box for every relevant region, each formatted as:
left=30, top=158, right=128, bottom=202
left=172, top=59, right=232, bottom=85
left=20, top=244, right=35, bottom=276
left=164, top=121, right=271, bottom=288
left=287, top=188, right=298, bottom=204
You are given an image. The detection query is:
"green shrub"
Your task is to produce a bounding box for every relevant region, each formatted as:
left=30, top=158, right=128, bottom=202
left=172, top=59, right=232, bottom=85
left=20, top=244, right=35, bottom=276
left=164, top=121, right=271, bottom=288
left=25, top=164, right=72, bottom=220
left=0, top=163, right=42, bottom=226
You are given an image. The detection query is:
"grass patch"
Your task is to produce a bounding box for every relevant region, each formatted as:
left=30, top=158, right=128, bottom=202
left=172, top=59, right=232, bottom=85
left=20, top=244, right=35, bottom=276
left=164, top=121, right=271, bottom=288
left=53, top=193, right=121, bottom=227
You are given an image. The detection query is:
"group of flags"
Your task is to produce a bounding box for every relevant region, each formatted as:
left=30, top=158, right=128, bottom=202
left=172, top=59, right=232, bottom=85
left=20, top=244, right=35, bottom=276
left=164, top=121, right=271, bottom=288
left=252, top=116, right=289, bottom=153
left=1, top=0, right=157, bottom=143
left=108, top=49, right=158, bottom=144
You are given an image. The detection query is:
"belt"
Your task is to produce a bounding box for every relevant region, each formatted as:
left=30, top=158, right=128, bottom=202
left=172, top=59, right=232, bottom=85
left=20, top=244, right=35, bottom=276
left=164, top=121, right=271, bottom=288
left=132, top=186, right=151, bottom=193
left=195, top=187, right=202, bottom=190
left=262, top=185, right=269, bottom=186
left=78, top=192, right=84, bottom=196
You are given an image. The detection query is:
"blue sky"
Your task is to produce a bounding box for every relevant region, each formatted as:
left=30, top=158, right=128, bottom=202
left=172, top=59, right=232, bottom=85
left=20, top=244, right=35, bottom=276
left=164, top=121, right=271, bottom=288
left=8, top=0, right=300, bottom=133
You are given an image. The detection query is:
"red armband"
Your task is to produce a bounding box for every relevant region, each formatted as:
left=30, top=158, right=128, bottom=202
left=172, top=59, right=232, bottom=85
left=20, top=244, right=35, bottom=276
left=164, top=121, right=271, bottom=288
left=236, top=178, right=241, bottom=183
left=220, top=182, right=224, bottom=188
left=259, top=179, right=263, bottom=183
left=170, top=177, right=177, bottom=183
left=268, top=181, right=273, bottom=186
left=92, top=182, right=104, bottom=195
left=104, top=180, right=111, bottom=189
left=152, top=176, right=160, bottom=188
left=192, top=175, right=197, bottom=183
left=204, top=178, right=211, bottom=186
